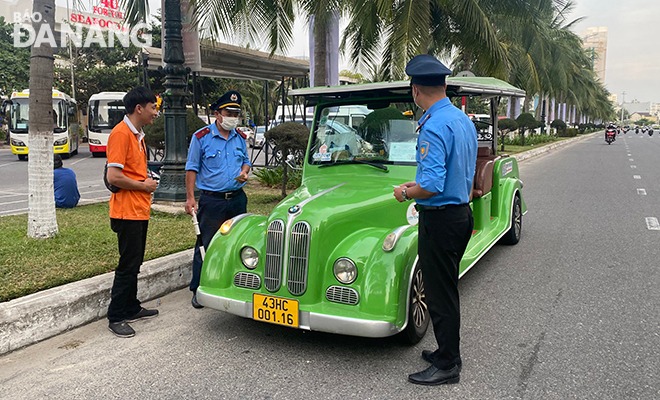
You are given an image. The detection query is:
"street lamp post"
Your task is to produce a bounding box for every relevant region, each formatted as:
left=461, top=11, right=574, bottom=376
left=153, top=0, right=189, bottom=202
left=620, top=91, right=626, bottom=123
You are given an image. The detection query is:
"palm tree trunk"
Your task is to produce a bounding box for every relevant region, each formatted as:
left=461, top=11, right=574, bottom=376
left=312, top=14, right=328, bottom=87
left=28, top=0, right=58, bottom=239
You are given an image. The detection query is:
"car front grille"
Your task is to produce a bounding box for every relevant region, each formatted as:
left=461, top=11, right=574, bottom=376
left=325, top=286, right=359, bottom=305
left=234, top=272, right=261, bottom=290
left=265, top=219, right=311, bottom=295
left=265, top=220, right=285, bottom=291
left=287, top=222, right=311, bottom=295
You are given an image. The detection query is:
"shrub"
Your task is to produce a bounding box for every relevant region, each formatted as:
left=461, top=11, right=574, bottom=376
left=550, top=119, right=566, bottom=135
left=264, top=122, right=309, bottom=197
left=497, top=118, right=518, bottom=151
left=143, top=109, right=208, bottom=150
left=253, top=166, right=302, bottom=189
left=504, top=134, right=558, bottom=146
left=558, top=128, right=578, bottom=137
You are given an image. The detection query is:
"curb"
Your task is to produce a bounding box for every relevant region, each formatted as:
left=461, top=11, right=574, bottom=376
left=0, top=131, right=599, bottom=356
left=0, top=249, right=193, bottom=356
left=511, top=131, right=599, bottom=163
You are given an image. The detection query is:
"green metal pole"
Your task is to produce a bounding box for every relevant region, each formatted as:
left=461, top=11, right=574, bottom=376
left=154, top=0, right=188, bottom=202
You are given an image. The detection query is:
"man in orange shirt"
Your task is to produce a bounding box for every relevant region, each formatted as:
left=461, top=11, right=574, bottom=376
left=105, top=86, right=159, bottom=338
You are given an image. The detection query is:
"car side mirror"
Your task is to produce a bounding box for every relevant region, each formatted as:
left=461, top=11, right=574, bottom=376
left=68, top=107, right=75, bottom=116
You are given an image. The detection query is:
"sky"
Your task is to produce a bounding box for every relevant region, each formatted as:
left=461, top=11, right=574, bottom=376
left=50, top=0, right=660, bottom=104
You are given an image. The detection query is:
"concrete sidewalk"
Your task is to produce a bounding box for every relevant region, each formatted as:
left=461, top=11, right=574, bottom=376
left=0, top=131, right=598, bottom=356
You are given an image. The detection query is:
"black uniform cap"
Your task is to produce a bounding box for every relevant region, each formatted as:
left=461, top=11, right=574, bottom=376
left=211, top=90, right=242, bottom=112
left=405, top=54, right=452, bottom=86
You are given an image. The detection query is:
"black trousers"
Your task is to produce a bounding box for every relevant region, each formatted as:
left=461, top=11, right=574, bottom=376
left=418, top=204, right=473, bottom=369
left=107, top=219, right=149, bottom=323
left=190, top=190, right=247, bottom=293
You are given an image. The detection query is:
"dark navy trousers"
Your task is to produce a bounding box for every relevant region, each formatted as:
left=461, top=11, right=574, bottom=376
left=190, top=190, right=247, bottom=293
left=417, top=204, right=473, bottom=370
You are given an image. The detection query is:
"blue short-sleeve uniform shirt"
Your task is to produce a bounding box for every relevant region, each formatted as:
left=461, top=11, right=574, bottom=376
left=185, top=122, right=252, bottom=192
left=415, top=97, right=477, bottom=206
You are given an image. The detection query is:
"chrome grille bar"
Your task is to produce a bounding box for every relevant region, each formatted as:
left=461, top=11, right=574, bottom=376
left=265, top=220, right=285, bottom=291
left=287, top=221, right=310, bottom=295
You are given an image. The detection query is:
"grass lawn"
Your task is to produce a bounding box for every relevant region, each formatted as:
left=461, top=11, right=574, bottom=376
left=0, top=181, right=283, bottom=302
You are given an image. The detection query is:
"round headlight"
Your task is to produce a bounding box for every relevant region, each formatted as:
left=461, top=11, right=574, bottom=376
left=333, top=258, right=357, bottom=284
left=240, top=246, right=259, bottom=269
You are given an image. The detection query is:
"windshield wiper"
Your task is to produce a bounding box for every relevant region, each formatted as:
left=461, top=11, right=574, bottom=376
left=319, top=159, right=389, bottom=172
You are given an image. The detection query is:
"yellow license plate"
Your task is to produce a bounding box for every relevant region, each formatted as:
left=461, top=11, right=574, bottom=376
left=253, top=294, right=299, bottom=328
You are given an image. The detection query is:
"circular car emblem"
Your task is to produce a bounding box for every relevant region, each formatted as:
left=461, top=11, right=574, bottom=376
left=288, top=205, right=300, bottom=214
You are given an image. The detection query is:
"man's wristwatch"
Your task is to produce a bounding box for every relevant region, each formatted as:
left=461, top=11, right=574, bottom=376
left=402, top=188, right=410, bottom=201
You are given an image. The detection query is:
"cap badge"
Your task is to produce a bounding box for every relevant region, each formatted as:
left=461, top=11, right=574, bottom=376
left=230, top=94, right=238, bottom=101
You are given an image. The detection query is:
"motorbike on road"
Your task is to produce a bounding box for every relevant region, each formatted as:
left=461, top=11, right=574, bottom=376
left=605, top=128, right=616, bottom=144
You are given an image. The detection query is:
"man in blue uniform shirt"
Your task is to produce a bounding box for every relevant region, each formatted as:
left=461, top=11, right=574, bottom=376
left=53, top=154, right=80, bottom=208
left=185, top=90, right=251, bottom=308
left=393, top=54, right=477, bottom=386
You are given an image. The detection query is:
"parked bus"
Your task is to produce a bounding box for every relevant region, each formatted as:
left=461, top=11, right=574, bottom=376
left=6, top=89, right=79, bottom=161
left=87, top=92, right=126, bottom=157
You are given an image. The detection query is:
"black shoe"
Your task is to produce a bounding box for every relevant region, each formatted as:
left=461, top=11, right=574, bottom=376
left=108, top=321, right=135, bottom=338
left=421, top=350, right=463, bottom=372
left=408, top=364, right=460, bottom=386
left=126, top=307, right=159, bottom=322
left=191, top=293, right=204, bottom=309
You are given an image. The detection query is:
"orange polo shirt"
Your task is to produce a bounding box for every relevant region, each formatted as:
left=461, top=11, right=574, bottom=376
left=106, top=117, right=151, bottom=220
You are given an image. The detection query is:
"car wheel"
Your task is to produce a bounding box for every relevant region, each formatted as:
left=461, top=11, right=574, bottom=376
left=91, top=152, right=104, bottom=158
left=18, top=155, right=27, bottom=161
left=500, top=194, right=522, bottom=245
left=398, top=263, right=429, bottom=344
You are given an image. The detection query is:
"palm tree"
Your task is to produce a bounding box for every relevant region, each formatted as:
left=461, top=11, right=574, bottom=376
left=27, top=0, right=58, bottom=239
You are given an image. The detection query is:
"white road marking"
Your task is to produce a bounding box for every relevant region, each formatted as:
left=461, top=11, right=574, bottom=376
left=637, top=189, right=647, bottom=195
left=0, top=199, right=27, bottom=206
left=631, top=165, right=637, bottom=169
left=0, top=192, right=24, bottom=199
left=646, top=217, right=660, bottom=230
left=70, top=155, right=92, bottom=166
left=629, top=158, right=634, bottom=161
left=0, top=208, right=27, bottom=215
left=627, top=154, right=631, bottom=156
left=634, top=175, right=641, bottom=179
left=0, top=162, right=21, bottom=168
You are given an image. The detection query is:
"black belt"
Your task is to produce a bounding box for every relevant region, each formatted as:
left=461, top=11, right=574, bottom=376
left=415, top=203, right=468, bottom=212
left=200, top=188, right=243, bottom=200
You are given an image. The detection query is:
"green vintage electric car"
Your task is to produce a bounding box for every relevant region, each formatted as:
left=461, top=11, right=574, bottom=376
left=197, top=77, right=527, bottom=344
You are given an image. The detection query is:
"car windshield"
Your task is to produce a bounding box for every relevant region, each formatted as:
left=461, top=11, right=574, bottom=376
left=10, top=98, right=69, bottom=133
left=89, top=99, right=125, bottom=132
left=309, top=103, right=419, bottom=165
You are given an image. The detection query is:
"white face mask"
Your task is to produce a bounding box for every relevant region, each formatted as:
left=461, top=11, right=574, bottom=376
left=220, top=116, right=239, bottom=131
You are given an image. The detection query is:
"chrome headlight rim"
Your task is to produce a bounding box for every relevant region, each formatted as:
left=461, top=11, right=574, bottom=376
left=333, top=257, right=357, bottom=284
left=240, top=246, right=259, bottom=269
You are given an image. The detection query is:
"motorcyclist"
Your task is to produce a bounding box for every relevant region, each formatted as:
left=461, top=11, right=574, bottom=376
left=605, top=123, right=617, bottom=142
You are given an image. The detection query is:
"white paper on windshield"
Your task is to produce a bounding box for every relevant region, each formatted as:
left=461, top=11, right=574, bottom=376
left=388, top=142, right=417, bottom=162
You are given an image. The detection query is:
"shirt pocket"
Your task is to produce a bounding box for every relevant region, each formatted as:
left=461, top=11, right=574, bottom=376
left=233, top=149, right=245, bottom=163
left=203, top=149, right=222, bottom=168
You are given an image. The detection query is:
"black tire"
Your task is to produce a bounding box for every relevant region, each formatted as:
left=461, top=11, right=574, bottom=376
left=398, top=263, right=429, bottom=344
left=91, top=152, right=104, bottom=158
left=500, top=194, right=522, bottom=245
left=18, top=155, right=27, bottom=161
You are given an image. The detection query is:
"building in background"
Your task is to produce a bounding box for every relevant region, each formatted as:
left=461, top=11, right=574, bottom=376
left=581, top=27, right=608, bottom=83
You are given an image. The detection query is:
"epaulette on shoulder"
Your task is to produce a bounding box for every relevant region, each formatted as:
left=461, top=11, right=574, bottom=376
left=194, top=127, right=211, bottom=139
left=236, top=127, right=247, bottom=139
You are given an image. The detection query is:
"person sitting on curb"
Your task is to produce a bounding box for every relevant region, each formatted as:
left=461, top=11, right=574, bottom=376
left=53, top=154, right=80, bottom=208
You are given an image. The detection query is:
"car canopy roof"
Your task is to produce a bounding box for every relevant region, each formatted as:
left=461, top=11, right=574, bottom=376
left=289, top=77, right=525, bottom=106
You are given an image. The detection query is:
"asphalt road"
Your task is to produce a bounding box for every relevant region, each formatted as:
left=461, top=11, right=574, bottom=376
left=1, top=132, right=659, bottom=399
left=0, top=142, right=271, bottom=216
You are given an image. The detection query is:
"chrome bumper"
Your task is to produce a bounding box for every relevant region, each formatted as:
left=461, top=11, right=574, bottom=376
left=196, top=290, right=402, bottom=338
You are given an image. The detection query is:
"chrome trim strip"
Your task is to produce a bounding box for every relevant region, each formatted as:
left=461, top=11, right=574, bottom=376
left=221, top=213, right=254, bottom=234
left=382, top=225, right=412, bottom=252
left=265, top=220, right=285, bottom=292
left=196, top=290, right=401, bottom=338
left=287, top=221, right=310, bottom=295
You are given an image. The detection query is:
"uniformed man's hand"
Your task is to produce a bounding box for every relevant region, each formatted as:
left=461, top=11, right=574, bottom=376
left=185, top=198, right=197, bottom=215
left=143, top=178, right=158, bottom=193
left=393, top=185, right=406, bottom=202
left=235, top=171, right=249, bottom=183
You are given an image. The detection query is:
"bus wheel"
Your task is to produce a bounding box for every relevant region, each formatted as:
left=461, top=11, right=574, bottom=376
left=91, top=152, right=104, bottom=158
left=18, top=155, right=27, bottom=161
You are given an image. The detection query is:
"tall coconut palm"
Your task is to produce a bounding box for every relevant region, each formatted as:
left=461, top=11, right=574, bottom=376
left=27, top=0, right=58, bottom=239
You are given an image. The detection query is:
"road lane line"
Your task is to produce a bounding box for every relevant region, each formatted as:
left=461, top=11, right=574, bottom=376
left=631, top=165, right=637, bottom=169
left=633, top=175, right=641, bottom=179
left=637, top=189, right=647, bottom=195
left=70, top=155, right=92, bottom=166
left=629, top=158, right=634, bottom=161
left=0, top=199, right=28, bottom=206
left=0, top=208, right=27, bottom=215
left=646, top=217, right=660, bottom=230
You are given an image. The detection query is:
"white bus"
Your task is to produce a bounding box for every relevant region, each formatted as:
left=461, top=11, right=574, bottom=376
left=6, top=89, right=79, bottom=161
left=87, top=92, right=126, bottom=157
